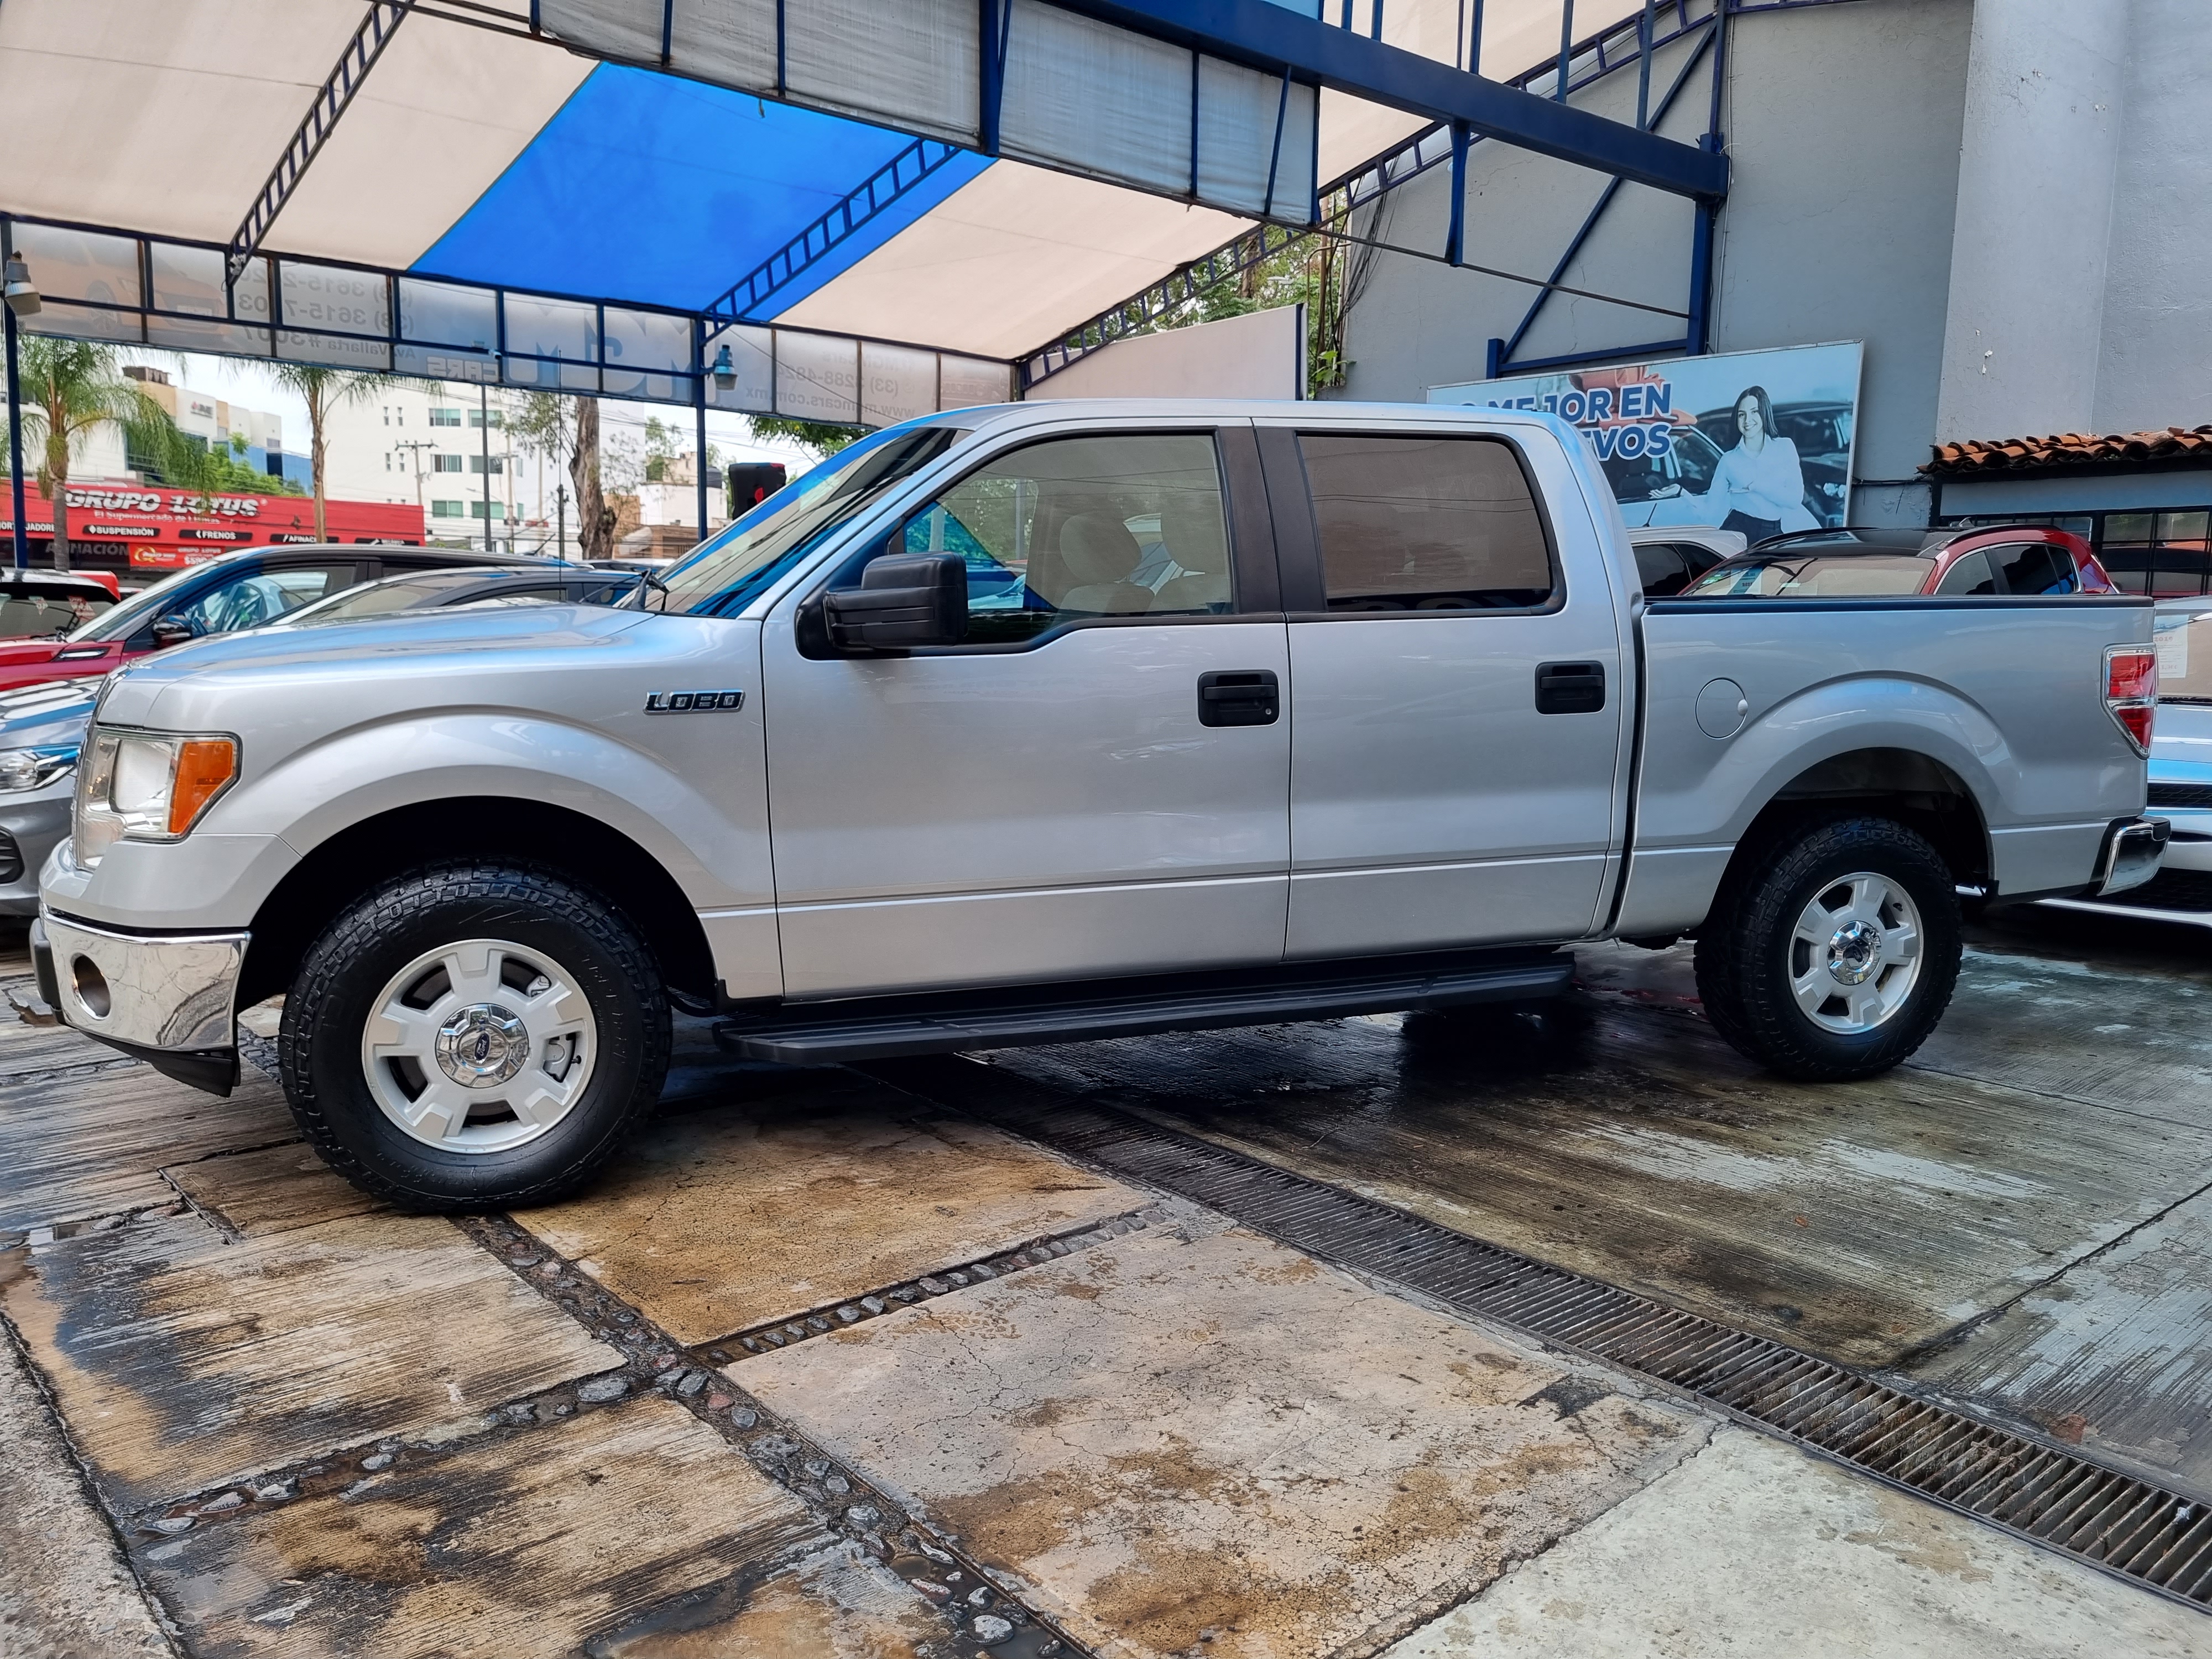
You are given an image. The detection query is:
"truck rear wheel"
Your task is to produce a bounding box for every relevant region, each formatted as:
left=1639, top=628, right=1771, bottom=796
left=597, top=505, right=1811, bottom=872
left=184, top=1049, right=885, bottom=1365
left=279, top=862, right=670, bottom=1211
left=1695, top=816, right=1960, bottom=1081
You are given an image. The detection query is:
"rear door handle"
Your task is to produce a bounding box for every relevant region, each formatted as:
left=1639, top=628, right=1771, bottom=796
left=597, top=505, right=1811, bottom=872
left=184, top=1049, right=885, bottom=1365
left=1535, top=660, right=1606, bottom=714
left=1198, top=669, right=1280, bottom=727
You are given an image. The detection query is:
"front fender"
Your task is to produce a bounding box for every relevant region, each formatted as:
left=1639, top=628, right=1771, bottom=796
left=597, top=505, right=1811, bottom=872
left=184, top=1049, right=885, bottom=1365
left=213, top=713, right=768, bottom=912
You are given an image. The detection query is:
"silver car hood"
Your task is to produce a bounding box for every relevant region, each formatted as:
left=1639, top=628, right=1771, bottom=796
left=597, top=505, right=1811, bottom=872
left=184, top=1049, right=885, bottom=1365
left=97, top=604, right=655, bottom=729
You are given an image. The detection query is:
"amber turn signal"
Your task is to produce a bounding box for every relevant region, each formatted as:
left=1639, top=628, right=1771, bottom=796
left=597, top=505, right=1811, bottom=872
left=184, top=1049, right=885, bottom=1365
left=167, top=737, right=238, bottom=836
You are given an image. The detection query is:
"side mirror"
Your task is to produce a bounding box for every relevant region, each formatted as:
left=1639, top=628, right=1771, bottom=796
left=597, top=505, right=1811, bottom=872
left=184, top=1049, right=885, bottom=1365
left=149, top=616, right=194, bottom=650
left=821, top=554, right=968, bottom=652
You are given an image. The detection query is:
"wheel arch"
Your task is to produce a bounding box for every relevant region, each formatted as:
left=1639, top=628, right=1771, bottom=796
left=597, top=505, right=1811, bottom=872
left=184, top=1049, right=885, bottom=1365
left=237, top=797, right=717, bottom=1010
left=1714, top=745, right=1992, bottom=924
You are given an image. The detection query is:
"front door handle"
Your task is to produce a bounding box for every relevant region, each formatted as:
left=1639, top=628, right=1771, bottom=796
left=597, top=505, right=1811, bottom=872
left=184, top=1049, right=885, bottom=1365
left=1535, top=660, right=1606, bottom=714
left=1198, top=669, right=1280, bottom=727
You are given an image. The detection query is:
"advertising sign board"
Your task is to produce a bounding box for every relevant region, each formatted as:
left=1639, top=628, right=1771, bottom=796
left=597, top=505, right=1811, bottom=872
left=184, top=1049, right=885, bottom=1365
left=1429, top=342, right=1864, bottom=534
left=0, top=481, right=424, bottom=570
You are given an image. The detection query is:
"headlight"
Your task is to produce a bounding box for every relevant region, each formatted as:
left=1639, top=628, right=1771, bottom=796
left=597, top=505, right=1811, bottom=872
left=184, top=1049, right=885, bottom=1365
left=73, top=727, right=239, bottom=867
left=0, top=744, right=79, bottom=792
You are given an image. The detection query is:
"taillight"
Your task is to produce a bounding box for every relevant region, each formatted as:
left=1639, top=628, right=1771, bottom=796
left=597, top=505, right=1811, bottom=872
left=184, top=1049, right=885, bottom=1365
left=2106, top=643, right=2157, bottom=755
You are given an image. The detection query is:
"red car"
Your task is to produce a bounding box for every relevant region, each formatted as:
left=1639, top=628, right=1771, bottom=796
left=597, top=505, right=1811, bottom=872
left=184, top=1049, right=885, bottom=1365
left=1682, top=525, right=2116, bottom=599
left=0, top=545, right=537, bottom=695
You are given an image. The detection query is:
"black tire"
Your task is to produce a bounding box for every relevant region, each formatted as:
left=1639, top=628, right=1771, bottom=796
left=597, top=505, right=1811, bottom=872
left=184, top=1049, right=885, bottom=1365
left=279, top=862, right=671, bottom=1211
left=1694, top=815, right=1961, bottom=1081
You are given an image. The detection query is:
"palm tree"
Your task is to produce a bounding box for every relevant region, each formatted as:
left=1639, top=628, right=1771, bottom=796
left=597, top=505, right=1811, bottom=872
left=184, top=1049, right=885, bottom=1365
left=264, top=363, right=380, bottom=542
left=4, top=338, right=168, bottom=571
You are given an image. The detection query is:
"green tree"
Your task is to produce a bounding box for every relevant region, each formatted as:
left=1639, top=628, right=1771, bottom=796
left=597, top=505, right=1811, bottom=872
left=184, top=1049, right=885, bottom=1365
left=745, top=415, right=862, bottom=458
left=2, top=337, right=169, bottom=571
left=264, top=363, right=381, bottom=542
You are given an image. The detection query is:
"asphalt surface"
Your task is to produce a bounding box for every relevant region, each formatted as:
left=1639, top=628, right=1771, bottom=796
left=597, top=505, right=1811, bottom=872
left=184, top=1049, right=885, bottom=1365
left=3, top=906, right=2210, bottom=1658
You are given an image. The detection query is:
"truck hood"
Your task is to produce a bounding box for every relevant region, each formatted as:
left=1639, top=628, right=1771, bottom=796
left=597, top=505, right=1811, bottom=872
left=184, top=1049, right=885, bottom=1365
left=97, top=604, right=655, bottom=728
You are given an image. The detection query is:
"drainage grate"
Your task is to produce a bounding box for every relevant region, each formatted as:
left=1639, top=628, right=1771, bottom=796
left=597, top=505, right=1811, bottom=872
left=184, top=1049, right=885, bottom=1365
left=895, top=1062, right=2212, bottom=1612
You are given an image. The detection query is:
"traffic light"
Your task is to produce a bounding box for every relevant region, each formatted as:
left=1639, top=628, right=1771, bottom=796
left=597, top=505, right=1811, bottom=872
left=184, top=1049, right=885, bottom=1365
left=726, top=462, right=787, bottom=520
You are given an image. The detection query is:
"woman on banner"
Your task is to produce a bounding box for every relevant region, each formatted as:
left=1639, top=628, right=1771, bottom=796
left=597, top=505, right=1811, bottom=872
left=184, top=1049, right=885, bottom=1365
left=1662, top=385, right=1819, bottom=539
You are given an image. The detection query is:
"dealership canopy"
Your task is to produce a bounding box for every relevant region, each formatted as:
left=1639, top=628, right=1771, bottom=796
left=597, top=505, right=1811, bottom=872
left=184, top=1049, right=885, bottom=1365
left=0, top=0, right=1721, bottom=421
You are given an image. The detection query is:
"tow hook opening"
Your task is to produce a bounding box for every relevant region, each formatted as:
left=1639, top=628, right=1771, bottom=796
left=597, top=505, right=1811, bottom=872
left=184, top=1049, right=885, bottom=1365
left=71, top=954, right=111, bottom=1019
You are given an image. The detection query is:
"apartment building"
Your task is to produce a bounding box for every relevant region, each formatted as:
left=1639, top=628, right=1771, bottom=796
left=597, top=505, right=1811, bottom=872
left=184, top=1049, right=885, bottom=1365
left=320, top=380, right=527, bottom=548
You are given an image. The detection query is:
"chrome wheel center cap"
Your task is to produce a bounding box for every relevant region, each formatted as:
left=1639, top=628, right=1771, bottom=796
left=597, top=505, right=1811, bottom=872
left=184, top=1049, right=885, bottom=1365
left=434, top=1004, right=529, bottom=1087
left=1826, top=920, right=1882, bottom=986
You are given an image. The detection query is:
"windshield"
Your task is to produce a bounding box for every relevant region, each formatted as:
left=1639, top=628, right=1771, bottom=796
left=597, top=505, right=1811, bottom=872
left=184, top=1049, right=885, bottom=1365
left=0, top=584, right=109, bottom=638
left=651, top=425, right=966, bottom=618
left=1684, top=556, right=1933, bottom=598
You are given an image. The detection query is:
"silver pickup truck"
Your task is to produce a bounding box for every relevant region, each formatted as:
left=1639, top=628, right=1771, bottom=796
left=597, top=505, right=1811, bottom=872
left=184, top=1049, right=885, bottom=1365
left=31, top=400, right=2166, bottom=1209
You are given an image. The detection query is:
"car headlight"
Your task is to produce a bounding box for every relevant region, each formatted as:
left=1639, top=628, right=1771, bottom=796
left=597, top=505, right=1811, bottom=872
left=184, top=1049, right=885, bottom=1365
left=73, top=727, right=239, bottom=868
left=0, top=743, right=79, bottom=792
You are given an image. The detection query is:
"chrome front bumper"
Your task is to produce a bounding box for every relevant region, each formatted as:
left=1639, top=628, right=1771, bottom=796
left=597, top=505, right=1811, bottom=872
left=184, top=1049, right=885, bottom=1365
left=34, top=910, right=248, bottom=1095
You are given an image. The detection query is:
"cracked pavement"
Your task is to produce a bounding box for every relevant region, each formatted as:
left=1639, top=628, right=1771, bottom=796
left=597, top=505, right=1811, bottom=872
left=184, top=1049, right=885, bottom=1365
left=6, top=910, right=2212, bottom=1656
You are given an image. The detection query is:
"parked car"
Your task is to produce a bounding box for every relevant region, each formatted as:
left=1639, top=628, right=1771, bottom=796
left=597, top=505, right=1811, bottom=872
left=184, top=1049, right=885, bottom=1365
left=0, top=551, right=556, bottom=916
left=0, top=544, right=545, bottom=696
left=2045, top=599, right=2212, bottom=926
left=267, top=565, right=640, bottom=629
left=1682, top=525, right=2117, bottom=598
left=0, top=568, right=122, bottom=641
left=1627, top=526, right=1746, bottom=597
left=34, top=401, right=2161, bottom=1210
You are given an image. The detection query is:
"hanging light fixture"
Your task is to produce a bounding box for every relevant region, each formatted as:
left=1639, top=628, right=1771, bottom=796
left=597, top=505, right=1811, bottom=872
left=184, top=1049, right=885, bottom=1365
left=712, top=343, right=735, bottom=393
left=3, top=255, right=39, bottom=319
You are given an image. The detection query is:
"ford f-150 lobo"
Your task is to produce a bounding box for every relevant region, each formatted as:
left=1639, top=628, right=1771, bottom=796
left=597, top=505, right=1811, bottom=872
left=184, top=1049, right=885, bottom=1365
left=30, top=401, right=2167, bottom=1209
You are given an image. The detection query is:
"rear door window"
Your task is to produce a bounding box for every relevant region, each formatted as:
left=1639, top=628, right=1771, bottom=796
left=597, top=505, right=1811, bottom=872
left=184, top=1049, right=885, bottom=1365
left=1987, top=541, right=2078, bottom=596
left=1934, top=550, right=1995, bottom=595
left=1298, top=434, right=1553, bottom=611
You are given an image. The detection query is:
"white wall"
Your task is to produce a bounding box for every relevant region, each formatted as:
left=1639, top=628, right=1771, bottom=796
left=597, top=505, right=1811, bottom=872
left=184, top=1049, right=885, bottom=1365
left=321, top=382, right=521, bottom=542
left=1933, top=1, right=2128, bottom=445
left=2094, top=0, right=2212, bottom=434
left=1031, top=304, right=1306, bottom=401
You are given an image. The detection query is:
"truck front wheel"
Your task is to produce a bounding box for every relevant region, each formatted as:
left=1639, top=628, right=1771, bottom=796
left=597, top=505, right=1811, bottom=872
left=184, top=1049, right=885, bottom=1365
left=279, top=862, right=671, bottom=1210
left=1695, top=816, right=1961, bottom=1081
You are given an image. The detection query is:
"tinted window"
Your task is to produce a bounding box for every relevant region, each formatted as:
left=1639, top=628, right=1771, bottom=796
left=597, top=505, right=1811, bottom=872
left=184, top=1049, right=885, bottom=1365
left=1300, top=434, right=1552, bottom=611
left=1934, top=550, right=1995, bottom=596
left=1987, top=541, right=2078, bottom=596
left=1634, top=544, right=1689, bottom=597
left=894, top=433, right=1230, bottom=644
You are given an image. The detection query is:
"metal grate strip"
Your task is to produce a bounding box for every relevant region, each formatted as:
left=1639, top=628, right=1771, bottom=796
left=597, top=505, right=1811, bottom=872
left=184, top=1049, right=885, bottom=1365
left=909, top=1070, right=2212, bottom=1614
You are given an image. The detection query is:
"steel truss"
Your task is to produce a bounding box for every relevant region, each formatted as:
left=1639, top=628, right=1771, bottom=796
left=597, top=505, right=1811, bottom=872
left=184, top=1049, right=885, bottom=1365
left=228, top=3, right=410, bottom=287
left=1029, top=0, right=1867, bottom=390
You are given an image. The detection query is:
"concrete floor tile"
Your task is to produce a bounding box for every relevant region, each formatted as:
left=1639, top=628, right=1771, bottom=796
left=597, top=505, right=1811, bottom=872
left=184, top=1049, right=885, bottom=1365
left=1, top=1207, right=620, bottom=1511
left=1907, top=1187, right=2212, bottom=1503
left=134, top=1393, right=945, bottom=1659
left=740, top=1219, right=1708, bottom=1659
left=0, top=1065, right=296, bottom=1233
left=164, top=1143, right=385, bottom=1239
left=1381, top=1426, right=2212, bottom=1658
left=988, top=997, right=2212, bottom=1366
left=517, top=1093, right=1142, bottom=1345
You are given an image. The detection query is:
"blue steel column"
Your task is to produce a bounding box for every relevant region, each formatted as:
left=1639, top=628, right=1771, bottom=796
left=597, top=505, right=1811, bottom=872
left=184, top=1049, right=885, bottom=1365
left=4, top=293, right=23, bottom=570
left=1686, top=0, right=1729, bottom=354
left=694, top=322, right=709, bottom=544
left=1443, top=122, right=1469, bottom=265
left=979, top=0, right=1006, bottom=153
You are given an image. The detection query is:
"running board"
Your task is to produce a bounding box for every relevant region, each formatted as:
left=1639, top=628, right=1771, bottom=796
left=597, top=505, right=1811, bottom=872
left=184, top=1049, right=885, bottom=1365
left=714, top=950, right=1574, bottom=1066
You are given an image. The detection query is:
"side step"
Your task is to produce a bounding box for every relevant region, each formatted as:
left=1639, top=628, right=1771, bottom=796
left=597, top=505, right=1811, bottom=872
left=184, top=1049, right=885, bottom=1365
left=714, top=948, right=1573, bottom=1065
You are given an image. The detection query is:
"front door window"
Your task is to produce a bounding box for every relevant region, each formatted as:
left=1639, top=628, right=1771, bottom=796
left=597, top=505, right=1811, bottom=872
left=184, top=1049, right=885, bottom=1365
left=895, top=434, right=1232, bottom=643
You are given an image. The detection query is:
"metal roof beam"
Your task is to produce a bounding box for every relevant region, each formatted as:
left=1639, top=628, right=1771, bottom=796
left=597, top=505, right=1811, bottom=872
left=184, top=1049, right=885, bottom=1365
left=1051, top=0, right=1729, bottom=200
left=227, top=3, right=410, bottom=286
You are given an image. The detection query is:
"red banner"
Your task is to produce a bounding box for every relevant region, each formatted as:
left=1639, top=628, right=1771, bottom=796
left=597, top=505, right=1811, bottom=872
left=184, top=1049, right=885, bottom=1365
left=0, top=479, right=425, bottom=569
